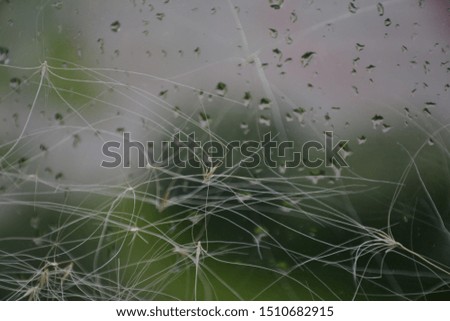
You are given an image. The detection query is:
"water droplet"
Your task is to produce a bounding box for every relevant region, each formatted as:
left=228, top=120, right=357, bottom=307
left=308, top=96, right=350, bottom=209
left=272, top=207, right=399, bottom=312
left=9, top=77, right=21, bottom=90
left=72, top=134, right=81, bottom=147
left=300, top=51, right=316, bottom=67
left=273, top=48, right=283, bottom=61
left=422, top=108, right=431, bottom=116
left=173, top=106, right=181, bottom=118
left=382, top=124, right=392, bottom=133
left=0, top=47, right=9, bottom=64
left=371, top=114, right=384, bottom=129
left=269, top=0, right=284, bottom=10
left=30, top=216, right=40, bottom=229
left=377, top=3, right=384, bottom=16
left=243, top=91, right=252, bottom=107
left=215, top=82, right=227, bottom=96
left=366, top=64, right=376, bottom=72
left=384, top=18, right=392, bottom=26
left=159, top=89, right=168, bottom=98
left=110, top=21, right=121, bottom=32
left=33, top=238, right=44, bottom=246
left=240, top=122, right=250, bottom=135
left=427, top=138, right=434, bottom=146
left=285, top=35, right=293, bottom=45
left=348, top=1, right=359, bottom=14
left=290, top=11, right=298, bottom=23
left=97, top=38, right=104, bottom=54
left=52, top=1, right=63, bottom=9
left=425, top=101, right=436, bottom=108
left=355, top=43, right=365, bottom=51
left=258, top=98, right=271, bottom=110
left=357, top=135, right=367, bottom=144
left=293, top=107, right=305, bottom=122
left=307, top=170, right=325, bottom=185
left=199, top=112, right=210, bottom=128
left=156, top=12, right=165, bottom=21
left=285, top=113, right=293, bottom=122
left=55, top=113, right=63, bottom=121
left=259, top=115, right=271, bottom=126
left=269, top=28, right=278, bottom=38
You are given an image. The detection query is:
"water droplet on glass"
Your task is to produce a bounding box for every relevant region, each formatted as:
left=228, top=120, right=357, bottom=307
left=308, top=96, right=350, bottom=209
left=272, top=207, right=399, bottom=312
left=285, top=113, right=293, bottom=122
left=293, top=107, right=305, bottom=122
left=172, top=106, right=181, bottom=118
left=33, top=238, right=44, bottom=246
left=348, top=1, right=359, bottom=14
left=240, top=122, right=250, bottom=135
left=307, top=170, right=325, bottom=185
left=382, top=124, right=392, bottom=133
left=243, top=91, right=252, bottom=107
left=72, top=134, right=81, bottom=147
left=371, top=114, right=384, bottom=129
left=199, top=112, right=210, bottom=128
left=110, top=21, right=121, bottom=32
left=269, top=28, right=278, bottom=38
left=357, top=135, right=367, bottom=144
left=273, top=48, right=283, bottom=61
left=258, top=98, right=271, bottom=110
left=9, top=77, right=21, bottom=90
left=0, top=47, right=10, bottom=64
left=55, top=113, right=64, bottom=123
left=355, top=43, right=365, bottom=51
left=259, top=115, right=271, bottom=126
left=427, top=138, right=434, bottom=146
left=300, top=51, right=316, bottom=67
left=377, top=3, right=384, bottom=16
left=52, top=1, right=63, bottom=9
left=269, top=0, right=284, bottom=10
left=285, top=35, right=293, bottom=45
left=215, top=82, right=227, bottom=96
left=290, top=11, right=298, bottom=23
left=159, top=89, right=168, bottom=98
left=384, top=18, right=392, bottom=26
left=30, top=216, right=40, bottom=229
left=366, top=64, right=376, bottom=72
left=156, top=12, right=165, bottom=21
